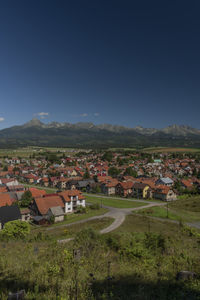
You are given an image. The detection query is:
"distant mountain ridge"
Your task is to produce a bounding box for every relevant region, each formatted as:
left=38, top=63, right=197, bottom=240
left=0, top=119, right=200, bottom=148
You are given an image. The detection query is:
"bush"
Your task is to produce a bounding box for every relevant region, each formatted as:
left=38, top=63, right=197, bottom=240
left=1, top=220, right=30, bottom=239
left=76, top=205, right=87, bottom=214
left=89, top=203, right=100, bottom=210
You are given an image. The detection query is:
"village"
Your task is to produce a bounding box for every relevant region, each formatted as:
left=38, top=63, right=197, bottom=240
left=0, top=148, right=200, bottom=228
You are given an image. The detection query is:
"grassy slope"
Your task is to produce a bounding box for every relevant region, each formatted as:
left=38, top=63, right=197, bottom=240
left=135, top=206, right=181, bottom=221
left=134, top=196, right=200, bottom=223
left=85, top=195, right=147, bottom=208
left=50, top=207, right=108, bottom=227
left=44, top=218, right=114, bottom=240
left=1, top=213, right=200, bottom=299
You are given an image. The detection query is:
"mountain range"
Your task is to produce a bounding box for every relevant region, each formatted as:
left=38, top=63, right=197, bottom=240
left=0, top=118, right=200, bottom=148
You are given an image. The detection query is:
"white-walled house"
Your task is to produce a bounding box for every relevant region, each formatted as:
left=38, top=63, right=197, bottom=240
left=32, top=189, right=86, bottom=220
left=59, top=190, right=86, bottom=213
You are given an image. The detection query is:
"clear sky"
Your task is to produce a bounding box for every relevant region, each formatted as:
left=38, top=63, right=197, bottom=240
left=0, top=0, right=200, bottom=129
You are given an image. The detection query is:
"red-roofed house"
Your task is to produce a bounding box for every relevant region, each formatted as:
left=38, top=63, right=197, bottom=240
left=101, top=179, right=119, bottom=195
left=59, top=190, right=85, bottom=213
left=152, top=186, right=177, bottom=201
left=29, top=187, right=47, bottom=198
left=33, top=195, right=64, bottom=216
left=0, top=193, right=13, bottom=207
left=116, top=181, right=134, bottom=197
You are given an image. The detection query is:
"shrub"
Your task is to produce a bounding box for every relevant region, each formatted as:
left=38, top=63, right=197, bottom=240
left=90, top=203, right=100, bottom=210
left=1, top=220, right=30, bottom=239
left=76, top=205, right=87, bottom=214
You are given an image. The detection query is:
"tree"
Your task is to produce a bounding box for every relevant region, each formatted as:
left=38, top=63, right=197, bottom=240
left=83, top=168, right=90, bottom=179
left=124, top=167, right=137, bottom=177
left=108, top=167, right=120, bottom=177
left=3, top=165, right=8, bottom=171
left=21, top=190, right=33, bottom=207
left=2, top=220, right=30, bottom=239
left=102, top=151, right=113, bottom=162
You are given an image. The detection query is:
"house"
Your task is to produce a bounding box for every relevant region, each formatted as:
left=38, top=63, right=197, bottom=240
left=47, top=206, right=64, bottom=222
left=77, top=179, right=95, bottom=192
left=50, top=177, right=59, bottom=188
left=57, top=178, right=69, bottom=189
left=31, top=189, right=85, bottom=217
left=33, top=194, right=65, bottom=216
left=181, top=179, right=193, bottom=190
left=7, top=185, right=25, bottom=192
left=132, top=182, right=150, bottom=199
left=0, top=206, right=21, bottom=229
left=0, top=193, right=14, bottom=207
left=153, top=186, right=177, bottom=201
left=156, top=177, right=174, bottom=186
left=41, top=177, right=49, bottom=187
left=101, top=179, right=118, bottom=195
left=0, top=178, right=19, bottom=187
left=0, top=185, right=8, bottom=193
left=116, top=181, right=134, bottom=197
left=29, top=187, right=46, bottom=198
left=23, top=174, right=38, bottom=184
left=59, top=190, right=86, bottom=213
left=21, top=208, right=31, bottom=222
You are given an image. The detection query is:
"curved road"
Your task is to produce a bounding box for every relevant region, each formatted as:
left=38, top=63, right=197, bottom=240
left=56, top=201, right=166, bottom=242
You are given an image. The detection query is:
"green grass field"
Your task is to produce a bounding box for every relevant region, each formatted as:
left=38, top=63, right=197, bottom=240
left=51, top=207, right=108, bottom=227
left=134, top=196, right=200, bottom=223
left=85, top=195, right=147, bottom=208
left=168, top=196, right=200, bottom=222
left=34, top=217, right=113, bottom=240
left=141, top=147, right=200, bottom=153
left=135, top=206, right=181, bottom=221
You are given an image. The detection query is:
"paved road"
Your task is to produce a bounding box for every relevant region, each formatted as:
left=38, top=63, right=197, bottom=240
left=56, top=202, right=166, bottom=242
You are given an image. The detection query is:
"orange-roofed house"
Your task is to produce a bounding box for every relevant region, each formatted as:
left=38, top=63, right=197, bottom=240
left=101, top=179, right=119, bottom=195
left=29, top=187, right=47, bottom=198
left=59, top=189, right=85, bottom=213
left=153, top=186, right=177, bottom=201
left=181, top=179, right=193, bottom=190
left=31, top=189, right=86, bottom=216
left=0, top=193, right=13, bottom=207
left=116, top=181, right=134, bottom=197
left=0, top=186, right=8, bottom=193
left=33, top=195, right=64, bottom=216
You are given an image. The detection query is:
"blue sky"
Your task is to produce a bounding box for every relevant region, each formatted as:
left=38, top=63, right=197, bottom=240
left=0, top=0, right=200, bottom=129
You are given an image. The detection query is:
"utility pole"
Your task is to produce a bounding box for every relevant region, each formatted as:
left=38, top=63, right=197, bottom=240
left=167, top=201, right=169, bottom=219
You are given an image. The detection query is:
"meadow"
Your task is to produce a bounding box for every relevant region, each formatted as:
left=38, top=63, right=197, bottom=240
left=141, top=147, right=200, bottom=153
left=0, top=212, right=200, bottom=299
left=85, top=195, right=147, bottom=208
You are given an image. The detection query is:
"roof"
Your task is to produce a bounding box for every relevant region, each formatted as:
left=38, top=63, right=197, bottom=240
left=29, top=187, right=46, bottom=198
left=158, top=177, right=174, bottom=184
left=0, top=205, right=21, bottom=226
left=77, top=180, right=95, bottom=188
left=0, top=186, right=8, bottom=193
left=34, top=195, right=64, bottom=215
left=48, top=206, right=64, bottom=216
left=8, top=185, right=25, bottom=191
left=59, top=189, right=85, bottom=202
left=133, top=182, right=149, bottom=190
left=118, top=181, right=134, bottom=189
left=0, top=193, right=13, bottom=207
left=181, top=179, right=193, bottom=188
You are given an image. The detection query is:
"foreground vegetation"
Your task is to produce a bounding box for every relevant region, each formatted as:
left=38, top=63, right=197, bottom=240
left=0, top=212, right=200, bottom=299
